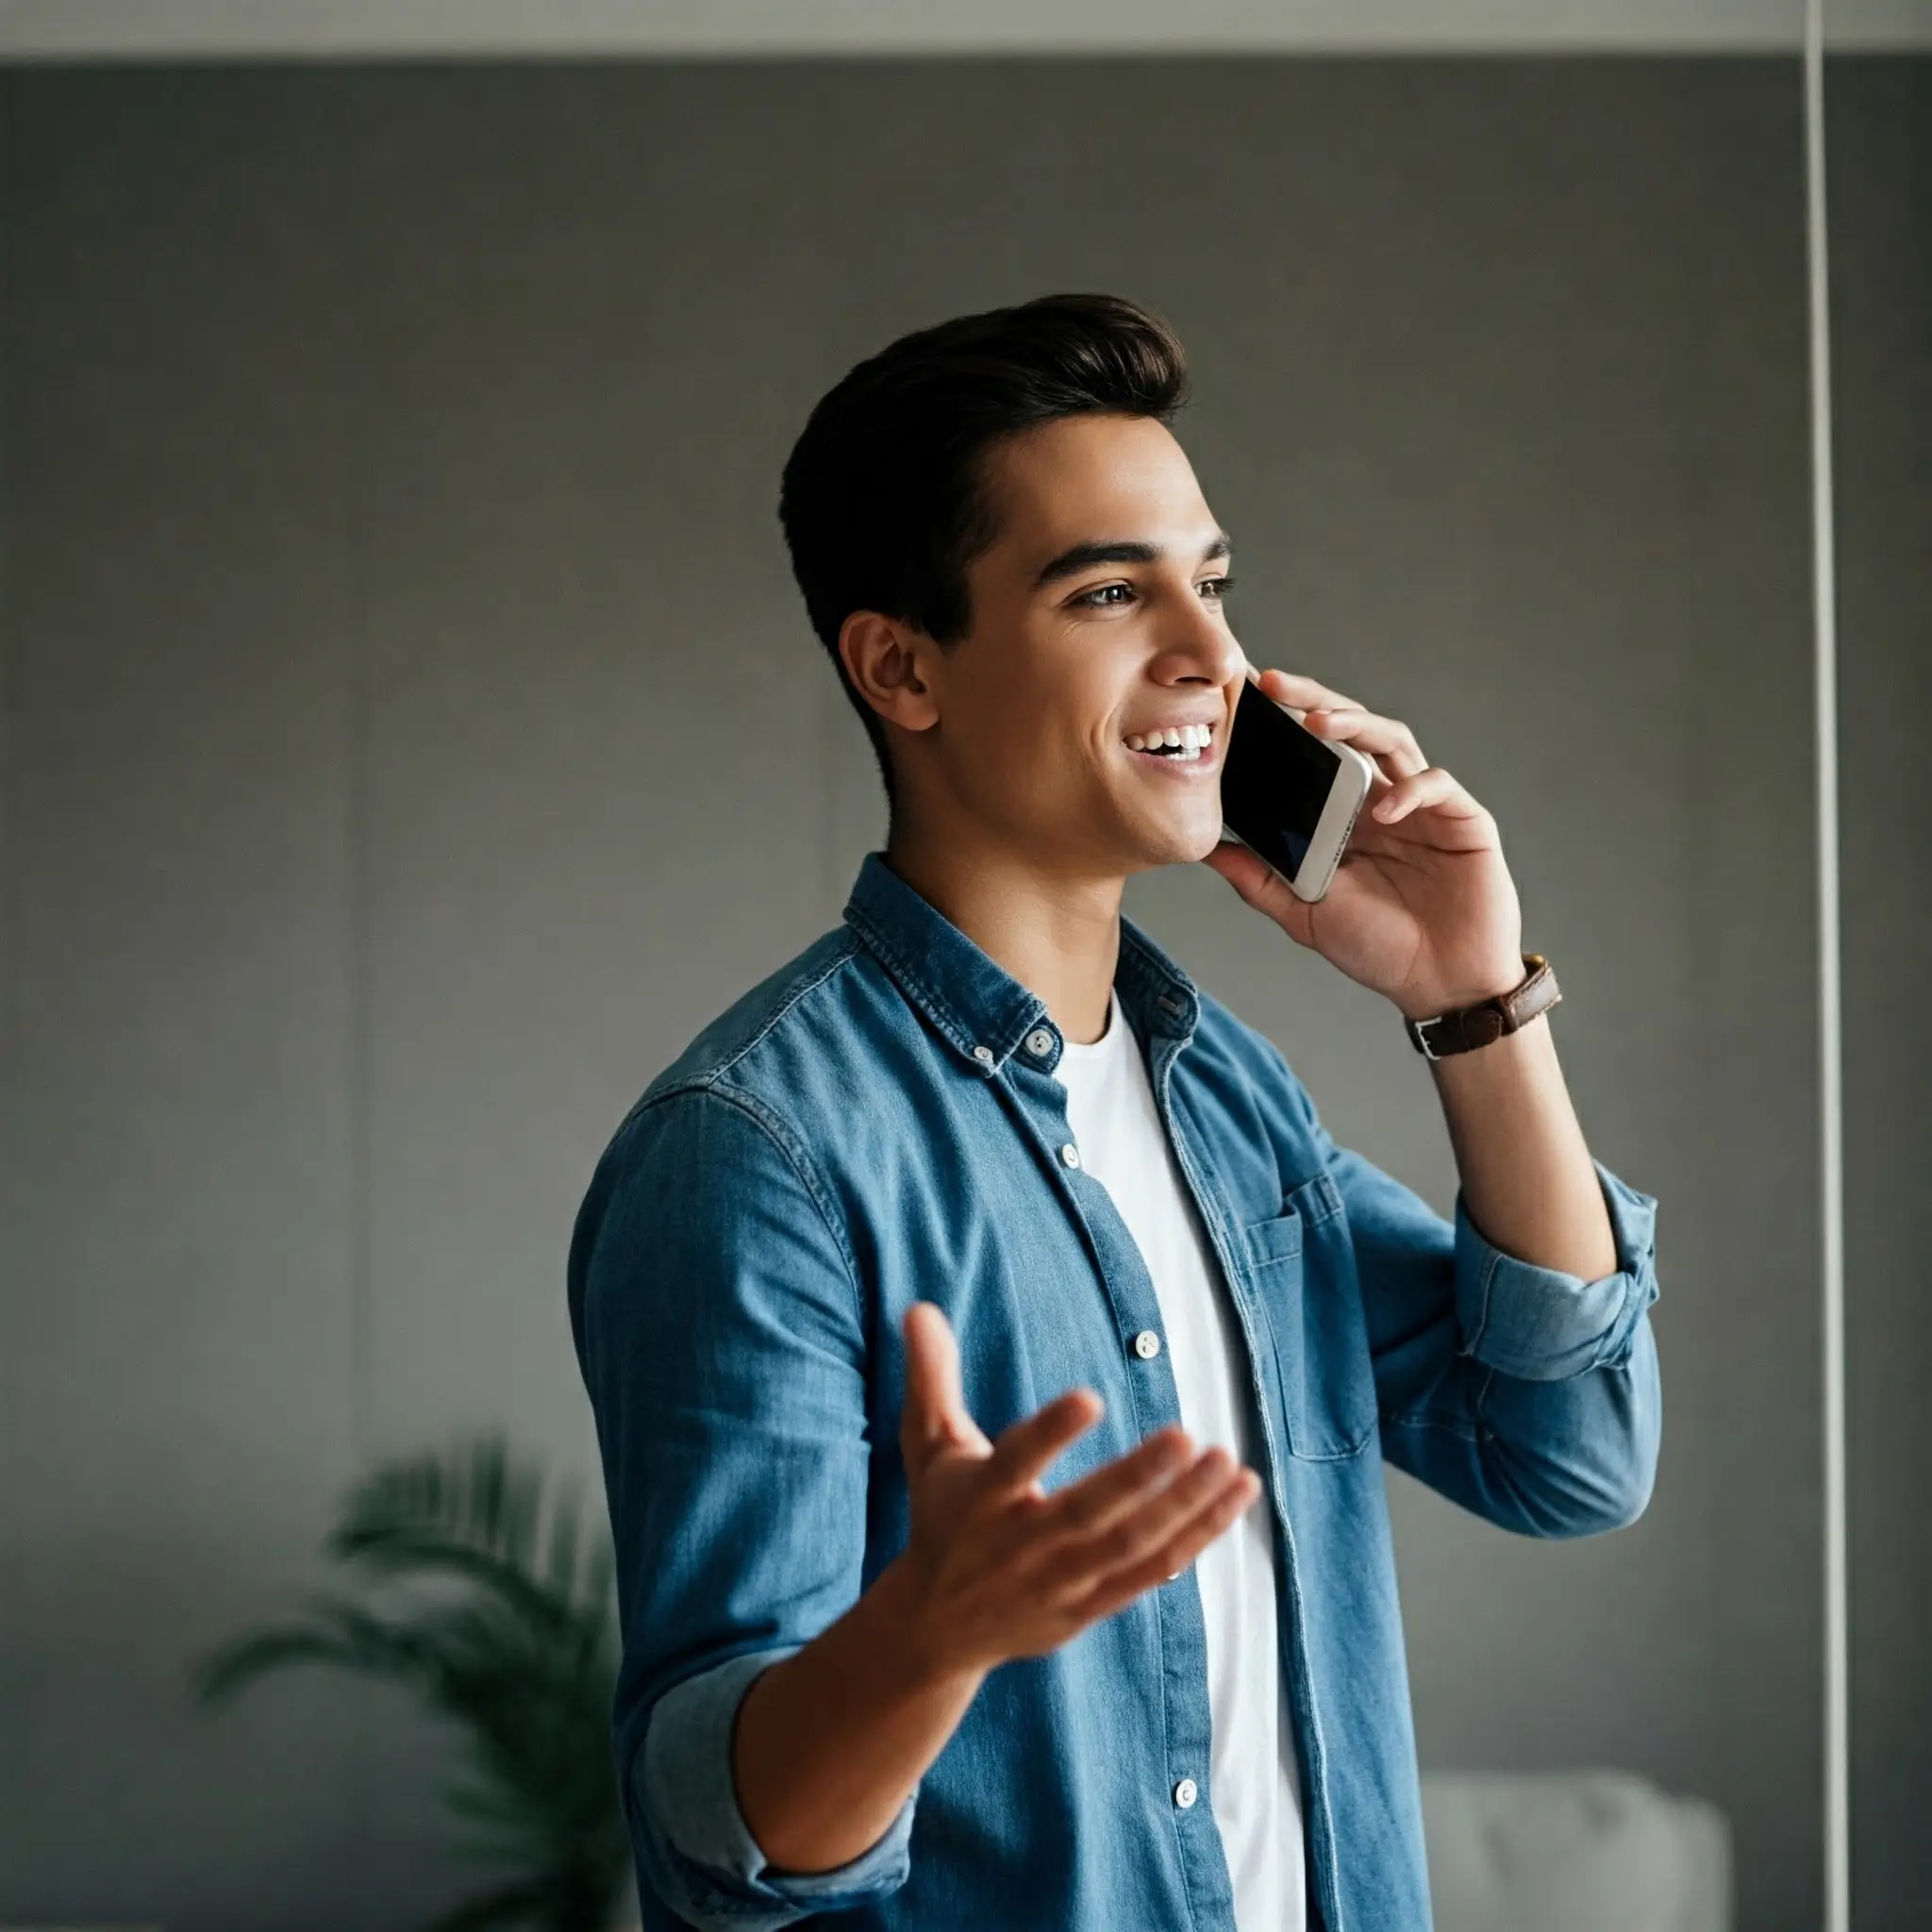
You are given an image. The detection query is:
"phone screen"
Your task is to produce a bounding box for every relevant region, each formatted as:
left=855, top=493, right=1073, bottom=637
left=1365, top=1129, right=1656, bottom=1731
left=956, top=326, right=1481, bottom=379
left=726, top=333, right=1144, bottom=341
left=1218, top=675, right=1351, bottom=882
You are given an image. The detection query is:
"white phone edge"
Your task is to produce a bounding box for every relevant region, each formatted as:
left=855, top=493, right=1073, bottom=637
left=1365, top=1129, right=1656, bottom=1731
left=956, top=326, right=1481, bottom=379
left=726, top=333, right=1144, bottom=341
left=1214, top=671, right=1376, bottom=902
left=1287, top=738, right=1375, bottom=901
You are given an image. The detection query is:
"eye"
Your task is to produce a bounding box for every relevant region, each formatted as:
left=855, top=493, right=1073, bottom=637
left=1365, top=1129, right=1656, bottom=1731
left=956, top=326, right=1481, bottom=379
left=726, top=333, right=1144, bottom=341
left=1071, top=575, right=1237, bottom=609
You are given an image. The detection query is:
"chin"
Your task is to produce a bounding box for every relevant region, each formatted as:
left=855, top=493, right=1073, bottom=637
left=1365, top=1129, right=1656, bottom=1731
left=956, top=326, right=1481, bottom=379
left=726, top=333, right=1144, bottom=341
left=1165, top=800, right=1230, bottom=863
left=1180, top=814, right=1230, bottom=863
left=1119, top=805, right=1224, bottom=874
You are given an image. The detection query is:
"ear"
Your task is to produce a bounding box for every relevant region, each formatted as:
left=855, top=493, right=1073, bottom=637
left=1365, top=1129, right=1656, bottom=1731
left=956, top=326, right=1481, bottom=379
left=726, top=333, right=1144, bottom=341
left=838, top=610, right=942, bottom=736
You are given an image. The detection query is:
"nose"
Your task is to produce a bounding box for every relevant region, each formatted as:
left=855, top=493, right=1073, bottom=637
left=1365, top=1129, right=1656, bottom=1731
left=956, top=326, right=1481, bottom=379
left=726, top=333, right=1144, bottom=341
left=1155, top=592, right=1246, bottom=691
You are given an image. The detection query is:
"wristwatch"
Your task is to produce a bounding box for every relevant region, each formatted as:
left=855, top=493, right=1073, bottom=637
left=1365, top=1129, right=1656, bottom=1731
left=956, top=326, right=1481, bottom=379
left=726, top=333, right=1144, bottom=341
left=1405, top=954, right=1561, bottom=1059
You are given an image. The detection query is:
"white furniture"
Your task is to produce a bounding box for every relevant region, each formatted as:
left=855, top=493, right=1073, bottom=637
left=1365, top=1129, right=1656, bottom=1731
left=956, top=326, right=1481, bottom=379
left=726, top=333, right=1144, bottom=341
left=1422, top=1769, right=1732, bottom=1932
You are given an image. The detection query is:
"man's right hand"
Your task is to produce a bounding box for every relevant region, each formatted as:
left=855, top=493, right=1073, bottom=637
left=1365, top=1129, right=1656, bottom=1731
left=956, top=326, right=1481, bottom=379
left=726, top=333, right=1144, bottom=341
left=731, top=1298, right=1260, bottom=1876
left=891, top=1299, right=1261, bottom=1676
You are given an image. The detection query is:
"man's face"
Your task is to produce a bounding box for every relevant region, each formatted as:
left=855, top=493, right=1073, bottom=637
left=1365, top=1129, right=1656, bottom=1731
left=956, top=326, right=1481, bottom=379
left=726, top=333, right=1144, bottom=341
left=916, top=411, right=1248, bottom=874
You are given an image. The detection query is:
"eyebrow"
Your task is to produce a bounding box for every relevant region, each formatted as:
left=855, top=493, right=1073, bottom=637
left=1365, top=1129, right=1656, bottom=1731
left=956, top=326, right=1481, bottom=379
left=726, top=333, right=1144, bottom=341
left=1029, top=531, right=1234, bottom=591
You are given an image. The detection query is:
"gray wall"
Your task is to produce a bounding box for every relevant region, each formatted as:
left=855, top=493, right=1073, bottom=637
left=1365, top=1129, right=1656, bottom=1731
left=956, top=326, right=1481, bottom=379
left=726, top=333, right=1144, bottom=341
left=1832, top=57, right=1932, bottom=1932
left=0, top=58, right=1919, bottom=1931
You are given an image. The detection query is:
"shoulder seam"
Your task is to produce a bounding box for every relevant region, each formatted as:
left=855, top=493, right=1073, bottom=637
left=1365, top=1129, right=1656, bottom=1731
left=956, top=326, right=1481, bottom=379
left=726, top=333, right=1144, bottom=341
left=610, top=931, right=862, bottom=1140
left=712, top=929, right=864, bottom=1078
left=630, top=1080, right=867, bottom=1329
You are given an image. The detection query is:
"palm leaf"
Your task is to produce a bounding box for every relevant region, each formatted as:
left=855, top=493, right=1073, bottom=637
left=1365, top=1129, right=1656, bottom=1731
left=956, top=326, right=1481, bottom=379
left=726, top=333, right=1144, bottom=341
left=194, top=1434, right=630, bottom=1931
left=197, top=1596, right=458, bottom=1706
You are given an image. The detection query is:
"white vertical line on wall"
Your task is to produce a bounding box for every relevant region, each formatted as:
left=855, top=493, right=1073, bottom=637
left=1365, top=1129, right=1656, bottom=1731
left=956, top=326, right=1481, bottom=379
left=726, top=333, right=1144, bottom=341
left=0, top=85, right=13, bottom=1538
left=347, top=478, right=372, bottom=1482
left=340, top=94, right=377, bottom=1884
left=345, top=278, right=372, bottom=1482
left=1803, top=2, right=1849, bottom=1927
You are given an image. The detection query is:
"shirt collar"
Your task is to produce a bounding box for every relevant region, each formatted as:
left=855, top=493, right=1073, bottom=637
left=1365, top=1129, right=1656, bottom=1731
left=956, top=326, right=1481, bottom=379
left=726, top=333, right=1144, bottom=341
left=840, top=849, right=1201, bottom=1078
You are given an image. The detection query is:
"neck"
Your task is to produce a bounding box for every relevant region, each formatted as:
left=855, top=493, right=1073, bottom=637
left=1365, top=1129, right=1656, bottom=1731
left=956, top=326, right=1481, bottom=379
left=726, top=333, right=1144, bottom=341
left=881, top=822, right=1124, bottom=1046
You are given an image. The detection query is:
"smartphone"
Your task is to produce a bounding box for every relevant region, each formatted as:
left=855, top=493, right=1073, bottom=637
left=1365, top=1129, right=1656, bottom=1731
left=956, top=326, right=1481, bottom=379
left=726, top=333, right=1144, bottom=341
left=1217, top=671, right=1376, bottom=902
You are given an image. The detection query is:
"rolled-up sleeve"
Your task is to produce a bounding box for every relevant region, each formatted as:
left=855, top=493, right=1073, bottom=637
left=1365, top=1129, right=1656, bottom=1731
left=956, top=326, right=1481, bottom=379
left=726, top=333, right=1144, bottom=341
left=641, top=1645, right=917, bottom=1924
left=1266, top=1048, right=1663, bottom=1541
left=1452, top=1161, right=1658, bottom=1382
left=567, top=1080, right=916, bottom=1930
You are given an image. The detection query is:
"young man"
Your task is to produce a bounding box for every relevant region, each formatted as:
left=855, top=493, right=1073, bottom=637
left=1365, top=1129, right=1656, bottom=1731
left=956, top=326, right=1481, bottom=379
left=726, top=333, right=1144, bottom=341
left=568, top=293, right=1661, bottom=1932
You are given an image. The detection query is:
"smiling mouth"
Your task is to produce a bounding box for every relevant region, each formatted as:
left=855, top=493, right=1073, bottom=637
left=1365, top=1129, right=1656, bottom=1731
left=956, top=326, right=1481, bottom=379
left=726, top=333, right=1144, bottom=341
left=1124, top=724, right=1215, bottom=764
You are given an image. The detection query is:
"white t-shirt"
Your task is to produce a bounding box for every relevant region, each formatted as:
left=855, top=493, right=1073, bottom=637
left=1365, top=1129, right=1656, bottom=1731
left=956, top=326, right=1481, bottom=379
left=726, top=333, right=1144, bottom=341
left=1053, top=986, right=1306, bottom=1932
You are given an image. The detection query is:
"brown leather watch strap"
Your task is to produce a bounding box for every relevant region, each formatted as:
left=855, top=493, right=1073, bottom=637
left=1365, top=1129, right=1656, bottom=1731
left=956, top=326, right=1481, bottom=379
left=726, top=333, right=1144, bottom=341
left=1405, top=954, right=1561, bottom=1059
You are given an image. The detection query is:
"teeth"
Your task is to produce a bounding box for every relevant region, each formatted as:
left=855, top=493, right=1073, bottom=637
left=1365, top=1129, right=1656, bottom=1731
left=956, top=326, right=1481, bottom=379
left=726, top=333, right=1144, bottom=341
left=1124, top=723, right=1215, bottom=756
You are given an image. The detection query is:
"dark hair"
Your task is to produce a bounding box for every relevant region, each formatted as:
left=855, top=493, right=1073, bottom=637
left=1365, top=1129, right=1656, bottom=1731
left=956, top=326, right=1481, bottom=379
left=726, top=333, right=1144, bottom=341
left=777, top=292, right=1191, bottom=807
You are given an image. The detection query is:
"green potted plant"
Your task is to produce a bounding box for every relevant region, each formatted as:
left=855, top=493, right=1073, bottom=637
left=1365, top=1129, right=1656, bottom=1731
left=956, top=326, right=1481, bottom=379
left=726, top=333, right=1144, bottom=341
left=196, top=1435, right=631, bottom=1931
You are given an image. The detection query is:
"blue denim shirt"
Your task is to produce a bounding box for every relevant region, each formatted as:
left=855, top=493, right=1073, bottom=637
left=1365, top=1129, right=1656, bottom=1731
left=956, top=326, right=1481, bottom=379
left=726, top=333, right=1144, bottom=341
left=568, top=850, right=1662, bottom=1932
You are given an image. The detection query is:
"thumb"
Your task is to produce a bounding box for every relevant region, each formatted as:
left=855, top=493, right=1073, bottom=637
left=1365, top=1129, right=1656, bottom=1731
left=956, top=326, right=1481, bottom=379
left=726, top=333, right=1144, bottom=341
left=1201, top=838, right=1269, bottom=900
left=901, top=1301, right=973, bottom=1468
left=1201, top=840, right=1315, bottom=947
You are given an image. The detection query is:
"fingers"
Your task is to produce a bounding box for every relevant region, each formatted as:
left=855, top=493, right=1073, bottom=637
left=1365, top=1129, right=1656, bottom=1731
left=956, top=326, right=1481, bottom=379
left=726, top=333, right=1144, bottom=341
left=1201, top=840, right=1292, bottom=912
left=1257, top=666, right=1506, bottom=834
left=1255, top=666, right=1426, bottom=781
left=901, top=1302, right=974, bottom=1462
left=1198, top=841, right=1319, bottom=947
left=1040, top=1443, right=1258, bottom=1605
left=1032, top=1424, right=1195, bottom=1540
left=985, top=1386, right=1106, bottom=1495
left=1257, top=666, right=1358, bottom=713
left=1370, top=765, right=1494, bottom=832
left=1068, top=1461, right=1263, bottom=1624
left=1303, top=707, right=1426, bottom=779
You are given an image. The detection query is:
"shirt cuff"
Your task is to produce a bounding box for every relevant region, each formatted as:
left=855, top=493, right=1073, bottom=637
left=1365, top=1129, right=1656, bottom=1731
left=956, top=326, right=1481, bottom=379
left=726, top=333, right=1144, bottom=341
left=638, top=1644, right=919, bottom=1919
left=1453, top=1159, right=1659, bottom=1382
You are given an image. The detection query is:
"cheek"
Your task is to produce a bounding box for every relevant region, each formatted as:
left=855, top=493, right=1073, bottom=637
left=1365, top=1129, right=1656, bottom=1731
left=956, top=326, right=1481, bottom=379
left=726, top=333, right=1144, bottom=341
left=949, top=639, right=1122, bottom=792
left=971, top=727, right=1110, bottom=813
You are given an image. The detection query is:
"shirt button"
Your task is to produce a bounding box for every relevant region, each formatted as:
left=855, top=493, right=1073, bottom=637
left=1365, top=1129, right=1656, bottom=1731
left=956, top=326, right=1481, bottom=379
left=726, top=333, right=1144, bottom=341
left=1060, top=1142, right=1081, bottom=1170
left=1174, top=1777, right=1199, bottom=1809
left=1132, top=1329, right=1161, bottom=1360
left=972, top=1044, right=994, bottom=1065
left=1025, top=1027, right=1056, bottom=1058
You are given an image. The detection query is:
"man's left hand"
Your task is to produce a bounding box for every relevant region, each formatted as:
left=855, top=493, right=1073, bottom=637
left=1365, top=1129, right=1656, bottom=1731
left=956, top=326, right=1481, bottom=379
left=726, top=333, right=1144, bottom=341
left=1201, top=667, right=1525, bottom=1021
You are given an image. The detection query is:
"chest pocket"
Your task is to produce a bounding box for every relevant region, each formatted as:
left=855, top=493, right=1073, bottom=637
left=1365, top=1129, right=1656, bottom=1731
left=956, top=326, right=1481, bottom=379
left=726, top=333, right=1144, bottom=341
left=1238, top=1172, right=1378, bottom=1461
